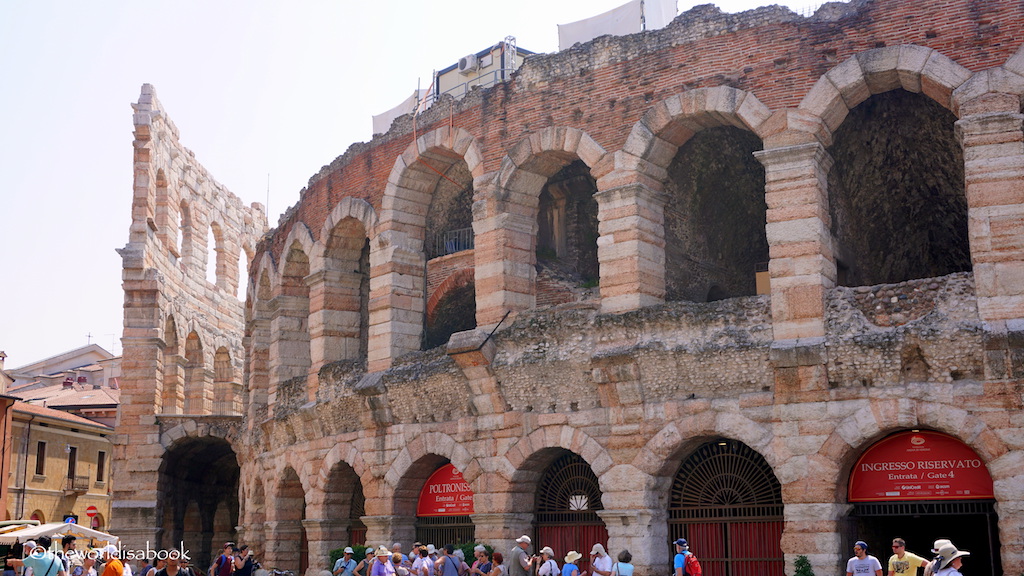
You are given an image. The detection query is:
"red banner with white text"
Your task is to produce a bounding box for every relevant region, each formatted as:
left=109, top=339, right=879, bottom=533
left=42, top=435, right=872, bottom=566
left=849, top=430, right=993, bottom=502
left=417, top=463, right=475, bottom=516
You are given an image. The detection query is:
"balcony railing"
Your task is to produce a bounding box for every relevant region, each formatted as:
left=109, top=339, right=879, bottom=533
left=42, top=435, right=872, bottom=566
left=65, top=475, right=90, bottom=493
left=430, top=227, right=474, bottom=258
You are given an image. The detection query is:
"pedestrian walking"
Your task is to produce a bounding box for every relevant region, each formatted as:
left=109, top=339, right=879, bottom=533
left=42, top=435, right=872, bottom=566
left=846, top=541, right=882, bottom=576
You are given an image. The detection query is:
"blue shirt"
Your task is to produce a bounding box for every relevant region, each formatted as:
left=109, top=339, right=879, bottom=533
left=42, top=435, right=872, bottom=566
left=613, top=564, right=633, bottom=576
left=674, top=553, right=689, bottom=574
left=561, top=564, right=579, bottom=576
left=25, top=552, right=63, bottom=576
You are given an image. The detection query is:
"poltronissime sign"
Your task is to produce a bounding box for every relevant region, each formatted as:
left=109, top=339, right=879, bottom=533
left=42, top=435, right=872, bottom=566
left=849, top=430, right=994, bottom=502
left=417, top=463, right=475, bottom=516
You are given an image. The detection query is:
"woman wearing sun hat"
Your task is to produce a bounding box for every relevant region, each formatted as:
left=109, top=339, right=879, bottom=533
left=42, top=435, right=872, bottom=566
left=932, top=543, right=969, bottom=576
left=534, top=548, right=558, bottom=576
left=561, top=552, right=581, bottom=576
left=372, top=547, right=396, bottom=576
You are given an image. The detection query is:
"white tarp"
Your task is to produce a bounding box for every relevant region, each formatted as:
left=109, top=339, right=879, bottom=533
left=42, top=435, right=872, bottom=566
left=558, top=0, right=678, bottom=50
left=372, top=89, right=428, bottom=136
left=0, top=522, right=119, bottom=545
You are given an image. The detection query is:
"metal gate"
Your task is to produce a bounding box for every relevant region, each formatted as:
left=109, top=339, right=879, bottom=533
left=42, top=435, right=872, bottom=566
left=415, top=515, right=476, bottom=546
left=668, top=440, right=784, bottom=576
left=534, top=452, right=608, bottom=574
left=350, top=487, right=367, bottom=546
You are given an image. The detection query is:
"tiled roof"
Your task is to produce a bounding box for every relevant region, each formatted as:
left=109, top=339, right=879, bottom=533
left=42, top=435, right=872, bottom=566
left=12, top=401, right=114, bottom=431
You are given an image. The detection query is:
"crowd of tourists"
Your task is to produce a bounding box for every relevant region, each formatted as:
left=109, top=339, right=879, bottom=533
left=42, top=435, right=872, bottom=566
left=331, top=537, right=699, bottom=576
left=847, top=538, right=972, bottom=576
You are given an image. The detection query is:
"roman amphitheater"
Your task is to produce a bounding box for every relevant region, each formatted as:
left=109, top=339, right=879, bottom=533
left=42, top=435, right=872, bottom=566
left=112, top=0, right=1024, bottom=575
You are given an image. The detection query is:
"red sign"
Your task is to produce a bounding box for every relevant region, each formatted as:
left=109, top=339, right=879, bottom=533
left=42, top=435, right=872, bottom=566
left=849, top=430, right=993, bottom=502
left=417, top=464, right=474, bottom=517
left=85, top=506, right=98, bottom=518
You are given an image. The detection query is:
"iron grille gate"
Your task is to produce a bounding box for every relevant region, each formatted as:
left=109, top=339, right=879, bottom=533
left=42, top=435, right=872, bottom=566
left=415, top=515, right=476, bottom=547
left=351, top=487, right=367, bottom=546
left=668, top=440, right=784, bottom=576
left=534, top=452, right=608, bottom=574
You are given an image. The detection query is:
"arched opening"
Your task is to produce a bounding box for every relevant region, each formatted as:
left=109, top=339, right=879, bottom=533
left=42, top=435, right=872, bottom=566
left=213, top=346, right=237, bottom=415
left=159, top=436, right=240, bottom=571
left=845, top=430, right=999, bottom=575
left=184, top=332, right=207, bottom=414
left=207, top=224, right=219, bottom=287
left=425, top=158, right=474, bottom=259
left=664, top=126, right=768, bottom=302
left=162, top=315, right=182, bottom=414
left=395, top=455, right=476, bottom=546
left=324, top=461, right=367, bottom=546
left=246, top=270, right=273, bottom=422
left=322, top=219, right=371, bottom=362
left=415, top=463, right=475, bottom=545
left=828, top=90, right=969, bottom=286
left=91, top=512, right=104, bottom=530
left=29, top=510, right=44, bottom=523
left=424, top=280, right=476, bottom=350
left=532, top=450, right=607, bottom=575
left=668, top=439, right=783, bottom=576
left=536, top=160, right=600, bottom=302
left=179, top=201, right=194, bottom=270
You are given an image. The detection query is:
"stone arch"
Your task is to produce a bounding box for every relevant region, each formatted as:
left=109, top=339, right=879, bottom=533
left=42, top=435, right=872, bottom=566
left=184, top=330, right=209, bottom=414
left=309, top=198, right=376, bottom=367
left=381, top=126, right=485, bottom=235
left=503, top=425, right=614, bottom=487
left=798, top=45, right=973, bottom=135
left=267, top=466, right=307, bottom=571
left=808, top=48, right=972, bottom=286
left=319, top=197, right=379, bottom=257
left=162, top=313, right=183, bottom=414
left=372, top=127, right=482, bottom=369
left=620, top=86, right=772, bottom=179
left=179, top=199, right=196, bottom=269
left=477, top=127, right=608, bottom=321
left=384, top=431, right=479, bottom=493
left=631, top=410, right=775, bottom=480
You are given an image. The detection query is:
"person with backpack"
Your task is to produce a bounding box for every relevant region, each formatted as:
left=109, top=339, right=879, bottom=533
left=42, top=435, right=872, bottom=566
left=209, top=544, right=235, bottom=576
left=672, top=539, right=701, bottom=576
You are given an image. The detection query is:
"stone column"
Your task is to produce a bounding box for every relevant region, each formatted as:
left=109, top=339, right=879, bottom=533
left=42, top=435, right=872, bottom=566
left=470, top=512, right=533, bottom=552
left=303, top=519, right=350, bottom=574
left=779, top=502, right=847, bottom=576
left=361, top=516, right=416, bottom=550
left=367, top=240, right=425, bottom=372
left=596, top=508, right=667, bottom=576
left=594, top=184, right=668, bottom=314
left=264, top=520, right=305, bottom=570
left=268, top=294, right=311, bottom=409
left=753, top=142, right=835, bottom=341
left=472, top=185, right=538, bottom=328
left=955, top=107, right=1024, bottom=324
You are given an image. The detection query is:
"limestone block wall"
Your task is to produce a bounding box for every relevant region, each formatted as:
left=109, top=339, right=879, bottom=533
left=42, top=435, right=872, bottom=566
left=115, top=1, right=1024, bottom=575
left=113, top=85, right=267, bottom=549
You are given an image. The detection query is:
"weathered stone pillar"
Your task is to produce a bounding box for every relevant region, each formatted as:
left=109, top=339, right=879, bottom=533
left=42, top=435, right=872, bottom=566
left=472, top=181, right=538, bottom=327
left=264, top=521, right=304, bottom=570
left=303, top=519, right=350, bottom=573
left=163, top=353, right=186, bottom=414
left=307, top=269, right=365, bottom=398
left=367, top=239, right=425, bottom=372
left=361, top=516, right=416, bottom=550
left=779, top=502, right=847, bottom=576
left=269, top=294, right=311, bottom=406
left=595, top=184, right=668, bottom=314
left=754, top=142, right=835, bottom=341
left=470, top=512, right=533, bottom=551
left=955, top=105, right=1024, bottom=324
left=596, top=508, right=667, bottom=576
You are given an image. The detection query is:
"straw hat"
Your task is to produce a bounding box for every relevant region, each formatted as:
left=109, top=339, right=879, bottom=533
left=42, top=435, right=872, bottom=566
left=376, top=546, right=391, bottom=558
left=564, top=552, right=582, bottom=564
left=935, top=543, right=969, bottom=570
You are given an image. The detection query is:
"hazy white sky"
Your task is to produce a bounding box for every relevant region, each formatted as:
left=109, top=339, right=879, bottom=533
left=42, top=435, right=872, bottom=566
left=1, top=0, right=828, bottom=368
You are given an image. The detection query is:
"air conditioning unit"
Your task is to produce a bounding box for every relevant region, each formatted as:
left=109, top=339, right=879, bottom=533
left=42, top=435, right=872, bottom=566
left=458, top=54, right=478, bottom=75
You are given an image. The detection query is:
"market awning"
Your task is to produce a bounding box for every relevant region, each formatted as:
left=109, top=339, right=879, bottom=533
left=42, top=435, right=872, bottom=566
left=0, top=522, right=119, bottom=545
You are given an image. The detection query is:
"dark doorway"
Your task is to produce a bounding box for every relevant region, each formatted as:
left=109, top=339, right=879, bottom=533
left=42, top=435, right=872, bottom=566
left=847, top=501, right=1000, bottom=576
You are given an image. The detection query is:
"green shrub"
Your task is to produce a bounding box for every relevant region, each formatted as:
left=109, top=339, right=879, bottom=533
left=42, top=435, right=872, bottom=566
left=793, top=555, right=814, bottom=576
